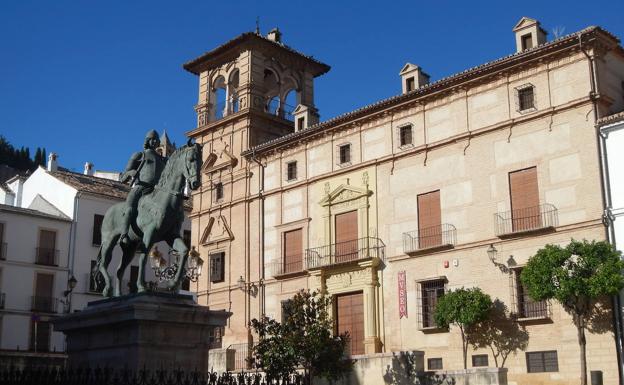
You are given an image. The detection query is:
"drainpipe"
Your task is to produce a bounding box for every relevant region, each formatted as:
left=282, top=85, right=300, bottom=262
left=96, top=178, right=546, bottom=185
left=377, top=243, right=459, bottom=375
left=67, top=191, right=81, bottom=313
left=581, top=33, right=624, bottom=385
left=250, top=149, right=265, bottom=317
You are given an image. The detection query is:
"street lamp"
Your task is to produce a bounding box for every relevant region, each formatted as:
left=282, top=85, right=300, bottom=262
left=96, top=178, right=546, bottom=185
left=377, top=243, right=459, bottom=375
left=149, top=245, right=204, bottom=284
left=487, top=243, right=498, bottom=262
left=237, top=276, right=261, bottom=296
left=60, top=275, right=78, bottom=313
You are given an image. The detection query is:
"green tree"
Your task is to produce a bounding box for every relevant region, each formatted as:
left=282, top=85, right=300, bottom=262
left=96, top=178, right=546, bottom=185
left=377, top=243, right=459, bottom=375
left=433, top=287, right=493, bottom=369
left=40, top=148, right=47, bottom=166
left=250, top=289, right=352, bottom=385
left=521, top=240, right=624, bottom=385
left=33, top=148, right=42, bottom=169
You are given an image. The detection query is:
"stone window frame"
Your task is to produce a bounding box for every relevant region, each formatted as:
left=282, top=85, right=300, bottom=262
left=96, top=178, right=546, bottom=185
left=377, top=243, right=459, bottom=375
left=515, top=83, right=537, bottom=114
left=415, top=276, right=448, bottom=332
left=213, top=181, right=224, bottom=203
left=285, top=160, right=298, bottom=182
left=526, top=350, right=559, bottom=373
left=336, top=143, right=352, bottom=167
left=509, top=266, right=551, bottom=321
left=209, top=251, right=226, bottom=283
left=396, top=123, right=415, bottom=150
left=472, top=354, right=489, bottom=367
left=427, top=357, right=443, bottom=370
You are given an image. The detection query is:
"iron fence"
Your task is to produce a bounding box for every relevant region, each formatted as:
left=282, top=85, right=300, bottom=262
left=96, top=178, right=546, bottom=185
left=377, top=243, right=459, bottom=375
left=517, top=294, right=550, bottom=319
left=494, top=203, right=558, bottom=236
left=31, top=296, right=57, bottom=313
left=228, top=343, right=253, bottom=372
left=403, top=224, right=456, bottom=254
left=0, top=367, right=304, bottom=385
left=266, top=259, right=304, bottom=277
left=35, top=248, right=59, bottom=266
left=265, top=99, right=295, bottom=121
left=305, top=237, right=385, bottom=269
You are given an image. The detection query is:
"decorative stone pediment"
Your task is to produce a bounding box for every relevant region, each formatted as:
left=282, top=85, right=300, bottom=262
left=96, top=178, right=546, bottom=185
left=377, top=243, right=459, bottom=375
left=200, top=215, right=234, bottom=245
left=202, top=142, right=238, bottom=174
left=513, top=17, right=538, bottom=32
left=319, top=184, right=372, bottom=207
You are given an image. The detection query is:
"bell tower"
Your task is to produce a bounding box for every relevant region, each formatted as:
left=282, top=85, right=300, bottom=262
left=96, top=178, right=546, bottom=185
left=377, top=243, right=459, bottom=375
left=184, top=29, right=330, bottom=145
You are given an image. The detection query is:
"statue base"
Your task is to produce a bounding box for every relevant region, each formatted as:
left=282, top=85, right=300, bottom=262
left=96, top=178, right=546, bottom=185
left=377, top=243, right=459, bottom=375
left=52, top=292, right=230, bottom=371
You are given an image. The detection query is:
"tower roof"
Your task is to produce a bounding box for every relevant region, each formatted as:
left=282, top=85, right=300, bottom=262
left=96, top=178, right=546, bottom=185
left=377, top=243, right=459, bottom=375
left=183, top=32, right=330, bottom=77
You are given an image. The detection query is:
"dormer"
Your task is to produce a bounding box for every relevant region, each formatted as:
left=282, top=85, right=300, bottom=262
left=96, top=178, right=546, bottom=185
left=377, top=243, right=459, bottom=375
left=399, top=63, right=429, bottom=94
left=513, top=17, right=547, bottom=53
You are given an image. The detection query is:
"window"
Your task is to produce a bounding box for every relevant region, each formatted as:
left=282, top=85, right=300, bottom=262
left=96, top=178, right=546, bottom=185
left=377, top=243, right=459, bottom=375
left=286, top=161, right=297, bottom=181
left=512, top=268, right=549, bottom=319
left=427, top=358, right=443, bottom=370
left=526, top=351, right=558, bottom=373
left=92, top=214, right=104, bottom=246
left=281, top=299, right=293, bottom=324
left=418, top=279, right=445, bottom=328
left=33, top=273, right=55, bottom=313
left=283, top=229, right=303, bottom=274
left=472, top=354, right=489, bottom=367
left=30, top=320, right=51, bottom=352
left=338, top=144, right=351, bottom=165
left=297, top=117, right=305, bottom=131
left=209, top=326, right=224, bottom=349
left=399, top=125, right=413, bottom=147
left=417, top=190, right=442, bottom=249
left=509, top=167, right=540, bottom=232
left=521, top=34, right=533, bottom=50
left=214, top=182, right=224, bottom=202
left=37, top=229, right=57, bottom=266
left=406, top=77, right=415, bottom=92
left=210, top=252, right=225, bottom=283
left=516, top=84, right=535, bottom=112
left=89, top=260, right=104, bottom=293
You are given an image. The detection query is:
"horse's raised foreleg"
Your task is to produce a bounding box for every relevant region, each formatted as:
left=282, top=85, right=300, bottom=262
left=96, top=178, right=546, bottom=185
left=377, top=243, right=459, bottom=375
left=98, top=236, right=118, bottom=297
left=167, top=236, right=189, bottom=291
left=114, top=241, right=137, bottom=297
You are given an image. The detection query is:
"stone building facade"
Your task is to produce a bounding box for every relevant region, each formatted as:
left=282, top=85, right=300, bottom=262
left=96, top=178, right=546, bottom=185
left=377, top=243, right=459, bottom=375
left=185, top=18, right=624, bottom=385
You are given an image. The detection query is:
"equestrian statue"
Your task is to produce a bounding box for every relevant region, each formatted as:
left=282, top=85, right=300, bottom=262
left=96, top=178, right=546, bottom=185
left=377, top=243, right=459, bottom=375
left=94, top=130, right=202, bottom=297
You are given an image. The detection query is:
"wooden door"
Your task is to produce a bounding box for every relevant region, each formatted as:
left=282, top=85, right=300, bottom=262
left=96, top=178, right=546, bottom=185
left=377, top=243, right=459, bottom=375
left=283, top=229, right=303, bottom=273
left=334, top=211, right=358, bottom=263
left=509, top=167, right=540, bottom=232
left=34, top=273, right=54, bottom=312
left=336, top=292, right=364, bottom=356
left=418, top=191, right=441, bottom=248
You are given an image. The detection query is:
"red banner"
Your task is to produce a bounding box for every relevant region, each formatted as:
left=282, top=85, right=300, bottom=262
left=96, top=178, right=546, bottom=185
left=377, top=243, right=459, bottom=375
left=398, top=271, right=407, bottom=319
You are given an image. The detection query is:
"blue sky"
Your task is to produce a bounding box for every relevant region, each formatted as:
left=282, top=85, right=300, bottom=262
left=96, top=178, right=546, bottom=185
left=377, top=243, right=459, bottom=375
left=1, top=1, right=623, bottom=173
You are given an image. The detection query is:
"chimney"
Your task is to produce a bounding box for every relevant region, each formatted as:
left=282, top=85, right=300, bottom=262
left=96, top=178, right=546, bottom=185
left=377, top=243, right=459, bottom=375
left=399, top=63, right=430, bottom=94
left=266, top=28, right=282, bottom=43
left=47, top=153, right=58, bottom=172
left=84, top=162, right=94, bottom=176
left=513, top=17, right=547, bottom=52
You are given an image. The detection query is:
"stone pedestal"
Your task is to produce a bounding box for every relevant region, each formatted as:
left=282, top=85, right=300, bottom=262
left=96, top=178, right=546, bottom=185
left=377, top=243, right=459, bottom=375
left=52, top=292, right=230, bottom=371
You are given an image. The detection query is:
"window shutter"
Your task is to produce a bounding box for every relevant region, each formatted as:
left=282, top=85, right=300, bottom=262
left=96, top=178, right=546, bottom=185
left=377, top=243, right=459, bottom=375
left=283, top=229, right=303, bottom=273
left=92, top=214, right=104, bottom=245
left=509, top=167, right=540, bottom=231
left=417, top=190, right=442, bottom=248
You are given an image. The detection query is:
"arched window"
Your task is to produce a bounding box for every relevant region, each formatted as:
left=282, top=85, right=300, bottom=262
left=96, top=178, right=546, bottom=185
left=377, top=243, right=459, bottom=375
left=212, top=76, right=227, bottom=120
left=282, top=88, right=297, bottom=120
left=228, top=70, right=240, bottom=113
left=264, top=69, right=280, bottom=114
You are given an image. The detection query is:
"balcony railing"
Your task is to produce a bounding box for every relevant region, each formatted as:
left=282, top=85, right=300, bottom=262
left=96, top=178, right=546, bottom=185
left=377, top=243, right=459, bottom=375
left=31, top=296, right=57, bottom=313
left=305, top=237, right=385, bottom=269
left=0, top=293, right=5, bottom=309
left=495, top=203, right=558, bottom=237
left=35, top=248, right=59, bottom=266
left=0, top=242, right=6, bottom=260
left=403, top=224, right=456, bottom=254
left=267, top=258, right=305, bottom=277
left=265, top=98, right=295, bottom=122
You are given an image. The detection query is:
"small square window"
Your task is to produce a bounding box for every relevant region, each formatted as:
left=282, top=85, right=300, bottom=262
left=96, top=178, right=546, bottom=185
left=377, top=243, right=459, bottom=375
left=399, top=125, right=413, bottom=147
left=427, top=358, right=443, bottom=370
left=472, top=354, right=489, bottom=367
left=210, top=252, right=225, bottom=283
left=526, top=351, right=558, bottom=373
left=339, top=144, right=351, bottom=165
left=406, top=77, right=415, bottom=92
left=286, top=161, right=297, bottom=181
left=214, top=182, right=224, bottom=202
left=517, top=85, right=535, bottom=112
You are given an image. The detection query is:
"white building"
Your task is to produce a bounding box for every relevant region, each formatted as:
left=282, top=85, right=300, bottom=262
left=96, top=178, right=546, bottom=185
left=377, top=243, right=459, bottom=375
left=0, top=137, right=193, bottom=367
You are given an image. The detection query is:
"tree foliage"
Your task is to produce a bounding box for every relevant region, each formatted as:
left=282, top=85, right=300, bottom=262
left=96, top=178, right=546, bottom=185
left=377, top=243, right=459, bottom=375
left=250, top=290, right=352, bottom=385
left=521, top=239, right=624, bottom=385
left=466, top=299, right=529, bottom=368
left=0, top=136, right=46, bottom=172
left=434, top=287, right=492, bottom=369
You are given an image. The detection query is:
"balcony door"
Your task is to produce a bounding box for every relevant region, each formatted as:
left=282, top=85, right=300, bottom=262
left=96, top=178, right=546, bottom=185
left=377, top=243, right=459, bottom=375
left=509, top=167, right=540, bottom=232
left=417, top=191, right=441, bottom=249
left=283, top=229, right=303, bottom=274
left=336, top=291, right=364, bottom=356
left=334, top=210, right=358, bottom=263
left=34, top=273, right=54, bottom=312
left=37, top=229, right=56, bottom=265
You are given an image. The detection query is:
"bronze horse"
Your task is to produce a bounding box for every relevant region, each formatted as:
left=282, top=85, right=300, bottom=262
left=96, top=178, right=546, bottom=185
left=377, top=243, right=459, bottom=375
left=95, top=142, right=202, bottom=297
